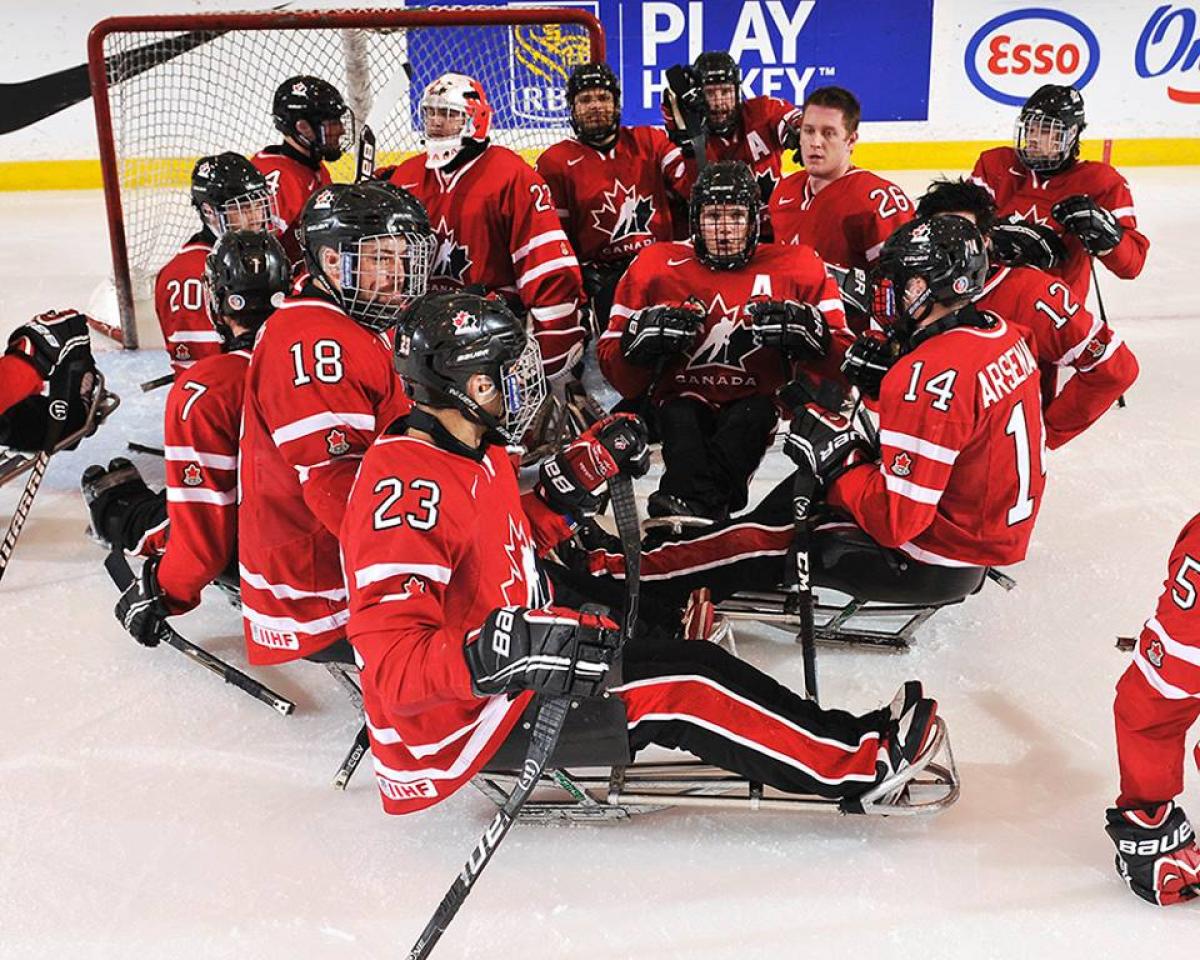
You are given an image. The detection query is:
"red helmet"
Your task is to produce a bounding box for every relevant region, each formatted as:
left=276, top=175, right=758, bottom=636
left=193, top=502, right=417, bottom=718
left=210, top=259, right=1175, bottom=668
left=419, top=73, right=493, bottom=169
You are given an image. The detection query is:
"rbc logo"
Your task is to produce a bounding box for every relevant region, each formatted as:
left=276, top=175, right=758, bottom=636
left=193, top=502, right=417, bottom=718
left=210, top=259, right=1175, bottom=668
left=965, top=9, right=1100, bottom=106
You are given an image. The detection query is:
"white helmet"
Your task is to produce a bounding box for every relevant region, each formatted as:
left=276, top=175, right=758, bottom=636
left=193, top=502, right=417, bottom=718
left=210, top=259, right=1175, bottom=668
left=419, top=73, right=493, bottom=170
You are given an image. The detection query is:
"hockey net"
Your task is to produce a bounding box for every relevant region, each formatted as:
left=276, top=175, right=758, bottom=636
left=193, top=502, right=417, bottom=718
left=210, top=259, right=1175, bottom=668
left=88, top=7, right=604, bottom=346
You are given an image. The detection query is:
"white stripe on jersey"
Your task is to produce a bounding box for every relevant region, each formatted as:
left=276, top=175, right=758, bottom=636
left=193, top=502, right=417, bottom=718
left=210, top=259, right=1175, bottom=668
left=271, top=411, right=375, bottom=446
left=879, top=430, right=960, bottom=465
left=239, top=564, right=348, bottom=602
left=164, top=446, right=238, bottom=470
left=166, top=488, right=236, bottom=505
left=355, top=562, right=453, bottom=589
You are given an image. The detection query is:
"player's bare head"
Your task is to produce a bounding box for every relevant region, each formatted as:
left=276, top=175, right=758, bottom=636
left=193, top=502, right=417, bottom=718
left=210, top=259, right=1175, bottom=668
left=272, top=76, right=353, bottom=161
left=693, top=52, right=741, bottom=135
left=800, top=87, right=860, bottom=178
left=690, top=161, right=761, bottom=270
left=203, top=230, right=289, bottom=345
left=420, top=73, right=493, bottom=170
left=874, top=216, right=988, bottom=337
left=190, top=152, right=278, bottom=237
left=567, top=62, right=621, bottom=146
left=301, top=182, right=435, bottom=331
left=917, top=179, right=997, bottom=236
left=1015, top=84, right=1085, bottom=174
left=395, top=292, right=547, bottom=447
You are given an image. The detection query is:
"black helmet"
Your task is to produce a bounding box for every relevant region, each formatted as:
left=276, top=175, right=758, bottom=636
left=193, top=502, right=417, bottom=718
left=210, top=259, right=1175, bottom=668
left=190, top=152, right=276, bottom=236
left=1015, top=84, right=1085, bottom=175
left=689, top=161, right=761, bottom=270
left=693, top=51, right=742, bottom=136
left=566, top=62, right=621, bottom=146
left=272, top=75, right=354, bottom=161
left=203, top=230, right=289, bottom=347
left=300, top=181, right=436, bottom=332
left=874, top=215, right=989, bottom=340
left=395, top=292, right=547, bottom=445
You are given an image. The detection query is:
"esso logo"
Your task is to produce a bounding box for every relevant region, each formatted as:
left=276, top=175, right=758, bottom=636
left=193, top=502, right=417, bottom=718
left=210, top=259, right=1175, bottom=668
left=965, top=9, right=1100, bottom=106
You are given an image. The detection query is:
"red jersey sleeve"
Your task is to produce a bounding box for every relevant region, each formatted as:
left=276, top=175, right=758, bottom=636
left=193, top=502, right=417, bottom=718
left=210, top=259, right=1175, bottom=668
left=1094, top=171, right=1150, bottom=280
left=651, top=127, right=690, bottom=196
left=0, top=354, right=43, bottom=414
left=854, top=178, right=914, bottom=265
left=597, top=248, right=660, bottom=399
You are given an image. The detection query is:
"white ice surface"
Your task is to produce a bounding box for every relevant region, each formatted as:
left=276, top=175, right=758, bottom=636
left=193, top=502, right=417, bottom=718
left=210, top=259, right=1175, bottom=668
left=2, top=170, right=1199, bottom=958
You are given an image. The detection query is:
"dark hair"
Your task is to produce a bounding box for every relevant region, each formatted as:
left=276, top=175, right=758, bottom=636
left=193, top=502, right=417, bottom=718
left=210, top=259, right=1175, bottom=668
left=916, top=178, right=997, bottom=236
left=802, top=86, right=861, bottom=134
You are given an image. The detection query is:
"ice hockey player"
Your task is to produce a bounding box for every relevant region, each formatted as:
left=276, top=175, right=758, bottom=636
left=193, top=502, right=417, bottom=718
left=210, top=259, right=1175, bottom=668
left=661, top=52, right=802, bottom=234
left=598, top=161, right=849, bottom=522
left=381, top=73, right=585, bottom=382
left=252, top=75, right=350, bottom=263
left=537, top=62, right=689, bottom=331
left=1106, top=512, right=1200, bottom=906
left=769, top=86, right=914, bottom=331
left=84, top=231, right=290, bottom=642
left=339, top=288, right=941, bottom=815
left=911, top=178, right=1138, bottom=449
left=970, top=84, right=1149, bottom=302
left=237, top=181, right=434, bottom=666
left=156, top=153, right=277, bottom=373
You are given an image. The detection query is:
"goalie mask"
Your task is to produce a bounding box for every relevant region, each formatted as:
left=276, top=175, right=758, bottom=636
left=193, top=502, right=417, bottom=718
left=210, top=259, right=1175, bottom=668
left=1014, top=84, right=1085, bottom=175
left=395, top=292, right=547, bottom=446
left=872, top=215, right=989, bottom=341
left=300, top=182, right=436, bottom=332
left=203, top=230, right=289, bottom=348
left=419, top=73, right=493, bottom=170
left=190, top=152, right=278, bottom=237
left=272, top=75, right=355, bottom=162
left=567, top=62, right=621, bottom=147
left=690, top=161, right=761, bottom=270
left=694, top=51, right=742, bottom=137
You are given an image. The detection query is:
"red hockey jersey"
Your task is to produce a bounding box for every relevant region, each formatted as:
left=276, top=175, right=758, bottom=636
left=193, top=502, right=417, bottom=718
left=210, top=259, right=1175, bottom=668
left=769, top=167, right=914, bottom=278
left=157, top=348, right=249, bottom=613
left=976, top=264, right=1138, bottom=449
left=1115, top=512, right=1200, bottom=806
left=251, top=145, right=332, bottom=264
left=536, top=126, right=688, bottom=266
left=829, top=313, right=1046, bottom=568
left=386, top=146, right=585, bottom=377
left=599, top=241, right=850, bottom=408
left=154, top=232, right=220, bottom=372
left=970, top=147, right=1149, bottom=301
left=0, top=354, right=42, bottom=414
left=238, top=283, right=409, bottom=665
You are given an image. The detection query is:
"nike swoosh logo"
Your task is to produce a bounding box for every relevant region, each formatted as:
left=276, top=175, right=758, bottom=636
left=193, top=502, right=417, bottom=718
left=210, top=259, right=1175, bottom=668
left=567, top=156, right=584, bottom=167
left=778, top=196, right=796, bottom=205
left=667, top=258, right=692, bottom=267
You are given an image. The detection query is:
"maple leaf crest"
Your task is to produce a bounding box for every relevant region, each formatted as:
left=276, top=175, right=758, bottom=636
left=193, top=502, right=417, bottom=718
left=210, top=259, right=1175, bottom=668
left=1147, top=639, right=1165, bottom=668
left=451, top=309, right=478, bottom=334
left=591, top=180, right=655, bottom=243
left=890, top=452, right=913, bottom=477
left=182, top=463, right=204, bottom=487
left=431, top=217, right=473, bottom=284
left=756, top=168, right=779, bottom=203
left=687, top=292, right=760, bottom=372
left=499, top=515, right=547, bottom=607
left=326, top=428, right=350, bottom=456
left=1011, top=204, right=1052, bottom=228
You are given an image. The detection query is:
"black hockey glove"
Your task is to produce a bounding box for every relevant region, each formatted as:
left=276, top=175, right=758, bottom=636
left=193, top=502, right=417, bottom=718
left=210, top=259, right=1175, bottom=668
left=114, top=556, right=169, bottom=647
left=5, top=309, right=91, bottom=380
left=82, top=458, right=165, bottom=551
left=464, top=603, right=621, bottom=699
left=825, top=262, right=871, bottom=321
left=661, top=65, right=705, bottom=149
left=537, top=413, right=650, bottom=517
left=779, top=112, right=804, bottom=152
left=990, top=216, right=1068, bottom=271
left=748, top=298, right=830, bottom=359
left=783, top=403, right=873, bottom=489
left=620, top=302, right=704, bottom=367
left=1051, top=195, right=1124, bottom=256
left=841, top=329, right=902, bottom=401
left=1106, top=802, right=1200, bottom=906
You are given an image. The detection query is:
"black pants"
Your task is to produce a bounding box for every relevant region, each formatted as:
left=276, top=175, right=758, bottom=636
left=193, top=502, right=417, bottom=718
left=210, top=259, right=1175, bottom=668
left=657, top=395, right=777, bottom=516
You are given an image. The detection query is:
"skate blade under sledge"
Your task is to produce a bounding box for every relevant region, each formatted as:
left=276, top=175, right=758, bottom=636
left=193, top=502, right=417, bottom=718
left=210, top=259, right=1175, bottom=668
left=642, top=515, right=714, bottom=537
left=473, top=716, right=959, bottom=823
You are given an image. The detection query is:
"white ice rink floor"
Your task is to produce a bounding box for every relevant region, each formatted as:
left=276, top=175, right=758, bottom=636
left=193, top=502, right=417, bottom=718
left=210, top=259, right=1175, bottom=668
left=2, top=168, right=1199, bottom=958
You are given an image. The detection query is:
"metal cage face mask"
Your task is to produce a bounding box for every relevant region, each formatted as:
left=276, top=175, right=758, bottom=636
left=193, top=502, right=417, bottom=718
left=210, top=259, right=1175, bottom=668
left=497, top=334, right=548, bottom=445
left=1014, top=113, right=1076, bottom=173
left=337, top=231, right=436, bottom=332
left=317, top=108, right=356, bottom=160
left=210, top=188, right=280, bottom=236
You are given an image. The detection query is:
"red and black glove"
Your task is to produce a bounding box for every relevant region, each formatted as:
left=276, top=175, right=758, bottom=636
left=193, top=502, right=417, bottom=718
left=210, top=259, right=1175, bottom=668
left=1106, top=802, right=1200, bottom=906
left=6, top=309, right=91, bottom=380
left=841, top=329, right=902, bottom=400
left=537, top=413, right=650, bottom=517
left=783, top=403, right=873, bottom=489
left=1051, top=194, right=1124, bottom=256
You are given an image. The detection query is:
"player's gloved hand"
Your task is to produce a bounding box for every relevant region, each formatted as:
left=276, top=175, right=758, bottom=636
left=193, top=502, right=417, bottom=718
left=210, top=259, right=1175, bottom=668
left=661, top=65, right=704, bottom=149
left=825, top=263, right=871, bottom=321
left=6, top=309, right=91, bottom=380
left=1051, top=195, right=1124, bottom=256
left=1105, top=802, right=1200, bottom=906
left=783, top=403, right=873, bottom=488
left=747, top=297, right=830, bottom=359
left=990, top=216, right=1068, bottom=270
left=841, top=329, right=902, bottom=400
left=779, top=111, right=804, bottom=152
left=620, top=301, right=704, bottom=367
left=537, top=413, right=650, bottom=516
left=465, top=603, right=620, bottom=698
left=114, top=556, right=169, bottom=647
left=82, top=457, right=163, bottom=551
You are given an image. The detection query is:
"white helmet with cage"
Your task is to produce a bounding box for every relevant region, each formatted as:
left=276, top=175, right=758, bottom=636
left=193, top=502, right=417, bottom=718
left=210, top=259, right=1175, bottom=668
left=419, top=73, right=494, bottom=170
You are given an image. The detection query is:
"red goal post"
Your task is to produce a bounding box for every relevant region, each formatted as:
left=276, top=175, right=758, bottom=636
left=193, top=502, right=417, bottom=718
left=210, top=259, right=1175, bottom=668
left=88, top=7, right=605, bottom=347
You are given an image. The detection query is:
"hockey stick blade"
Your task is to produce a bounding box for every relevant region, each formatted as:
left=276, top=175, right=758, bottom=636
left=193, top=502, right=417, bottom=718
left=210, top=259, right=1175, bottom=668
left=333, top=723, right=370, bottom=790
left=140, top=372, right=175, bottom=393
left=104, top=551, right=295, bottom=716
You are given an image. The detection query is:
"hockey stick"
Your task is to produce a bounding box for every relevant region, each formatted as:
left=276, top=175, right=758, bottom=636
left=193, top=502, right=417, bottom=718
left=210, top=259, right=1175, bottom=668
left=127, top=441, right=164, bottom=457
left=406, top=474, right=641, bottom=960
left=140, top=372, right=175, bottom=393
left=783, top=470, right=819, bottom=703
left=334, top=723, right=370, bottom=790
left=354, top=124, right=376, bottom=183
left=104, top=551, right=296, bottom=716
left=1090, top=258, right=1126, bottom=408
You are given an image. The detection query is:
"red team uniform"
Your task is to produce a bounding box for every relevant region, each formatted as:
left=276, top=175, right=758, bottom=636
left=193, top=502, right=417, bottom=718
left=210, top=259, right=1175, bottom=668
left=238, top=284, right=409, bottom=664
left=385, top=147, right=585, bottom=377
left=970, top=146, right=1149, bottom=301
left=154, top=232, right=221, bottom=372
left=251, top=145, right=331, bottom=264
